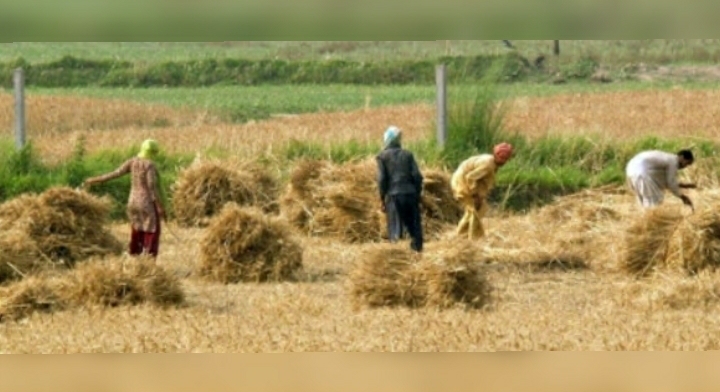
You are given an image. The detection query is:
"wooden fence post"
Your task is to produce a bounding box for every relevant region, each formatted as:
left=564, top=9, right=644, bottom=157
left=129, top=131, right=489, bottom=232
left=436, top=64, right=447, bottom=148
left=14, top=68, right=25, bottom=150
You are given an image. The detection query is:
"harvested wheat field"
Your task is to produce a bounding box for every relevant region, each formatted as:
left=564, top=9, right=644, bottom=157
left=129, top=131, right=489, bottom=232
left=3, top=184, right=720, bottom=352
left=8, top=87, right=720, bottom=352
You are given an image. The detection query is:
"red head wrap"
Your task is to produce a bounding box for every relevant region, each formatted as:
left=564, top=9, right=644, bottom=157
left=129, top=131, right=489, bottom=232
left=493, top=143, right=513, bottom=164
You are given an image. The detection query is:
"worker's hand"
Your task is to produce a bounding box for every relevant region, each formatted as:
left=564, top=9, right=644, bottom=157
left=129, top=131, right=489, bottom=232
left=681, top=195, right=694, bottom=212
left=80, top=180, right=91, bottom=190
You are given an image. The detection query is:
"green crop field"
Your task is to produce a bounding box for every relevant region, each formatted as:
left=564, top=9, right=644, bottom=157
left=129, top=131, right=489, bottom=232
left=4, top=40, right=720, bottom=64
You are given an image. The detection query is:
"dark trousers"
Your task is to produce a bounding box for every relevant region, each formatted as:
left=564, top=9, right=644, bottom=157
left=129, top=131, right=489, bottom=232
left=385, top=193, right=423, bottom=252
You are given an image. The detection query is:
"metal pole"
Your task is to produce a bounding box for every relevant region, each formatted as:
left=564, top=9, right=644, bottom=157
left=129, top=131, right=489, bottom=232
left=436, top=64, right=447, bottom=148
left=14, top=68, right=25, bottom=150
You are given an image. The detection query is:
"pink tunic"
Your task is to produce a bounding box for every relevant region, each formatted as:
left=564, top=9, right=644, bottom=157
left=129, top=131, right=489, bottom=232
left=92, top=157, right=161, bottom=232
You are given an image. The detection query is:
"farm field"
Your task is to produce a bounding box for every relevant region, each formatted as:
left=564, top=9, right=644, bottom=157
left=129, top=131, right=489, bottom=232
left=24, top=80, right=720, bottom=124
left=5, top=191, right=720, bottom=352
left=3, top=41, right=720, bottom=352
left=4, top=40, right=720, bottom=64
left=5, top=85, right=720, bottom=164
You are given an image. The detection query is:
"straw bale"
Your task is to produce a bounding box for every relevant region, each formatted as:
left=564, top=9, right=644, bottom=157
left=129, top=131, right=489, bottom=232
left=348, top=244, right=426, bottom=308
left=422, top=240, right=491, bottom=309
left=622, top=206, right=686, bottom=276
left=68, top=255, right=185, bottom=307
left=0, top=276, right=67, bottom=321
left=666, top=206, right=720, bottom=274
left=420, top=170, right=463, bottom=236
left=173, top=160, right=279, bottom=227
left=0, top=256, right=184, bottom=322
left=199, top=204, right=303, bottom=283
left=289, top=159, right=328, bottom=197
left=349, top=240, right=490, bottom=309
left=280, top=159, right=329, bottom=230
left=622, top=192, right=720, bottom=276
left=0, top=187, right=123, bottom=281
left=281, top=159, right=461, bottom=243
left=0, top=229, right=44, bottom=282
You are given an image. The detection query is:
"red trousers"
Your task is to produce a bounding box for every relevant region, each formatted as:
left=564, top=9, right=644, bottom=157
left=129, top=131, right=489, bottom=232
left=129, top=220, right=161, bottom=257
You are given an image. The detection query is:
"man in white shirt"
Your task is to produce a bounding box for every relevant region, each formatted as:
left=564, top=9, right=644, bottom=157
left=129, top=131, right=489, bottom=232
left=625, top=149, right=696, bottom=210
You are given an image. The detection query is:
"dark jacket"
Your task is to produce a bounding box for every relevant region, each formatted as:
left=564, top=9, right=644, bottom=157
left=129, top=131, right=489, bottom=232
left=376, top=145, right=423, bottom=201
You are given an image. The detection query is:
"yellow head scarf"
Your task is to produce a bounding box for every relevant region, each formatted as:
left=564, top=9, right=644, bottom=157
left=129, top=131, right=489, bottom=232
left=138, top=139, right=160, bottom=160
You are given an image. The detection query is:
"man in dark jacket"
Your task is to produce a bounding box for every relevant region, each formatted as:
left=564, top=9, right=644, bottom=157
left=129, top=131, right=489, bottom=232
left=376, top=126, right=424, bottom=252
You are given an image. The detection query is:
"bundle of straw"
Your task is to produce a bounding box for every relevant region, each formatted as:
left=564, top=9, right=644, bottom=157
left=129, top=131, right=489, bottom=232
left=281, top=159, right=461, bottom=243
left=0, top=187, right=123, bottom=282
left=0, top=255, right=184, bottom=322
left=349, top=240, right=490, bottom=309
left=623, top=207, right=683, bottom=276
left=198, top=204, right=303, bottom=283
left=173, top=160, right=279, bottom=227
left=622, top=197, right=720, bottom=276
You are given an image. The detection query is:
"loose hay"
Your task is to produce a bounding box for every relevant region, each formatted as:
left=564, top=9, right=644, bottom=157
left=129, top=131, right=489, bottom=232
left=0, top=256, right=184, bottom=322
left=349, top=240, right=490, bottom=309
left=480, top=247, right=588, bottom=272
left=623, top=271, right=720, bottom=310
left=0, top=187, right=123, bottom=282
left=199, top=204, right=303, bottom=283
left=280, top=159, right=461, bottom=243
left=173, top=160, right=279, bottom=227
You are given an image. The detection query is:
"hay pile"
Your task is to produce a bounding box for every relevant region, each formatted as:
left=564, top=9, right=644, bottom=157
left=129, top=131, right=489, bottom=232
left=198, top=204, right=303, bottom=283
left=349, top=240, right=491, bottom=309
left=623, top=198, right=720, bottom=276
left=0, top=255, right=184, bottom=322
left=479, top=188, right=634, bottom=270
left=535, top=190, right=624, bottom=230
left=0, top=187, right=123, bottom=282
left=420, top=169, right=464, bottom=235
left=349, top=244, right=425, bottom=307
left=173, top=160, right=279, bottom=227
left=280, top=159, right=461, bottom=243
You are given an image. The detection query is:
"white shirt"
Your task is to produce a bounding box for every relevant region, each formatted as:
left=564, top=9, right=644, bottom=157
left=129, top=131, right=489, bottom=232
left=625, top=150, right=681, bottom=197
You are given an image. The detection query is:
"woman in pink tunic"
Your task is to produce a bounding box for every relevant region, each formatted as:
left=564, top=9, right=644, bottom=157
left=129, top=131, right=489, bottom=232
left=83, top=139, right=167, bottom=257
